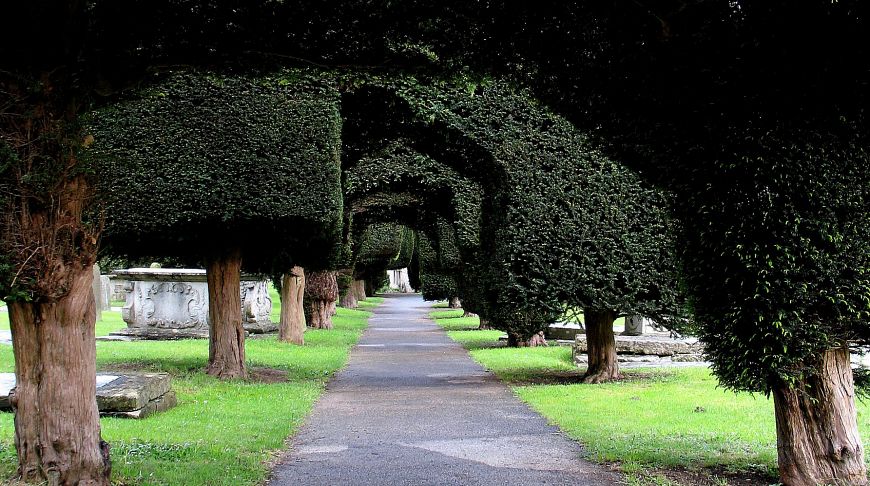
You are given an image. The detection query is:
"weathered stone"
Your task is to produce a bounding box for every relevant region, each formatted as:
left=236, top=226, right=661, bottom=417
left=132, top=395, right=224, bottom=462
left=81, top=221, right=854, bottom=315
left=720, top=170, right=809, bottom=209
left=99, top=275, right=112, bottom=309
left=109, top=276, right=129, bottom=302
left=97, top=372, right=172, bottom=411
left=110, top=327, right=210, bottom=340
left=111, top=268, right=274, bottom=339
left=545, top=322, right=584, bottom=341
left=104, top=390, right=178, bottom=419
left=1, top=372, right=176, bottom=418
left=573, top=333, right=703, bottom=357
left=623, top=315, right=645, bottom=336
left=388, top=268, right=412, bottom=293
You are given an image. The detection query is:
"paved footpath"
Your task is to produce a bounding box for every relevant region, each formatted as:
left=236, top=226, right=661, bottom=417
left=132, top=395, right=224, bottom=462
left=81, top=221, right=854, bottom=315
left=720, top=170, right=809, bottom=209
left=268, top=293, right=621, bottom=486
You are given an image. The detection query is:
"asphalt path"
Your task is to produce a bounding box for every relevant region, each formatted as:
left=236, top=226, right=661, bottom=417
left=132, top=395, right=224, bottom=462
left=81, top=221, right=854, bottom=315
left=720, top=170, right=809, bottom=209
left=268, top=293, right=622, bottom=486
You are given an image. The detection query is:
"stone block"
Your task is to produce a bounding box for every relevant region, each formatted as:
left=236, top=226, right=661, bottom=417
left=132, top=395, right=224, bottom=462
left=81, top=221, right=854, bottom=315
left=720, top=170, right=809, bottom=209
left=111, top=268, right=274, bottom=339
left=97, top=372, right=172, bottom=411
left=573, top=334, right=703, bottom=357
left=99, top=275, right=112, bottom=310
left=104, top=390, right=178, bottom=419
left=1, top=372, right=177, bottom=418
left=545, top=322, right=583, bottom=341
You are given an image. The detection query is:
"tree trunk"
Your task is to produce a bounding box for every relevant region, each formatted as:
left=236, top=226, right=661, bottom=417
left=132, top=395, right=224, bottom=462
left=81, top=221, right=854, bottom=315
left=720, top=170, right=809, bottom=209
left=205, top=249, right=247, bottom=379
left=352, top=279, right=367, bottom=301
left=583, top=309, right=620, bottom=384
left=449, top=296, right=462, bottom=309
left=8, top=266, right=111, bottom=485
left=278, top=266, right=305, bottom=345
left=364, top=278, right=377, bottom=297
left=339, top=289, right=358, bottom=308
left=507, top=331, right=548, bottom=347
left=478, top=318, right=493, bottom=330
left=773, top=347, right=867, bottom=486
left=306, top=300, right=334, bottom=330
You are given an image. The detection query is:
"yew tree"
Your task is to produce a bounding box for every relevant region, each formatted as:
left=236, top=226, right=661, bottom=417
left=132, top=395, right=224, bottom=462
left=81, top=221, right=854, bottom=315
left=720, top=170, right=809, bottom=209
left=476, top=2, right=870, bottom=483
left=88, top=70, right=343, bottom=378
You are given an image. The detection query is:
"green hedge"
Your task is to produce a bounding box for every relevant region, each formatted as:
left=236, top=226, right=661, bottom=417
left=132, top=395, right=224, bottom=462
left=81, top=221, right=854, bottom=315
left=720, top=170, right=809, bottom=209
left=86, top=69, right=343, bottom=272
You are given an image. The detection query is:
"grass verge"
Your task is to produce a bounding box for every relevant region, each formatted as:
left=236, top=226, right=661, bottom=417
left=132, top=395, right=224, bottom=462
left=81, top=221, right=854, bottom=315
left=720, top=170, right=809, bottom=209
left=431, top=306, right=870, bottom=485
left=0, top=302, right=377, bottom=485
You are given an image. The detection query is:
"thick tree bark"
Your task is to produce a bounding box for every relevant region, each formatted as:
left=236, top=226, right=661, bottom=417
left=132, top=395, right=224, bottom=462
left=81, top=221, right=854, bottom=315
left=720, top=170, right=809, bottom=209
left=338, top=270, right=358, bottom=308
left=352, top=279, right=367, bottom=301
left=306, top=300, right=334, bottom=330
left=364, top=278, right=377, bottom=297
left=9, top=266, right=111, bottom=485
left=305, top=271, right=338, bottom=330
left=278, top=266, right=306, bottom=345
left=507, top=331, right=548, bottom=347
left=339, top=289, right=358, bottom=308
left=205, top=249, right=247, bottom=379
left=449, top=296, right=462, bottom=309
left=583, top=309, right=620, bottom=384
left=478, top=318, right=493, bottom=330
left=774, top=347, right=867, bottom=486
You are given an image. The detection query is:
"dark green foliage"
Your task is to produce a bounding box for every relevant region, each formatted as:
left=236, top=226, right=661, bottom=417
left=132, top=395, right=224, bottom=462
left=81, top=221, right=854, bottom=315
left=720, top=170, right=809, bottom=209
left=387, top=78, right=687, bottom=337
left=86, top=70, right=343, bottom=273
left=354, top=222, right=414, bottom=277
left=480, top=3, right=870, bottom=392
left=416, top=230, right=458, bottom=302
left=683, top=127, right=870, bottom=394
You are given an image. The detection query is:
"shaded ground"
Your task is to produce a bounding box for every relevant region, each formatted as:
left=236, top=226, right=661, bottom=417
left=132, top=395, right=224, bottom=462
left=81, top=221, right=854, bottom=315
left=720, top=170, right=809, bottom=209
left=268, top=293, right=622, bottom=486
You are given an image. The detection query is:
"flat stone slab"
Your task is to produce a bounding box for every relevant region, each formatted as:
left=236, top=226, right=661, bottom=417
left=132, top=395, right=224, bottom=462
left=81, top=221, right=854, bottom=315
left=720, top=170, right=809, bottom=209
left=0, top=330, right=11, bottom=345
left=545, top=323, right=583, bottom=341
left=110, top=327, right=210, bottom=340
left=0, top=372, right=176, bottom=418
left=109, top=324, right=277, bottom=340
left=573, top=334, right=703, bottom=357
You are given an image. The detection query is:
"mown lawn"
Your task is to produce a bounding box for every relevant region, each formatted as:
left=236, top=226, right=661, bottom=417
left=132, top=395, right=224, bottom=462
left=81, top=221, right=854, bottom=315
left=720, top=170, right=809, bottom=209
left=0, top=295, right=381, bottom=485
left=431, top=307, right=870, bottom=485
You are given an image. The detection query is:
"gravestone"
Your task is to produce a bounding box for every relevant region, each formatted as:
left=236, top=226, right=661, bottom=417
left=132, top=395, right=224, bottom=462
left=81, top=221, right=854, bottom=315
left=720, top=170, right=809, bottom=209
left=388, top=268, right=412, bottom=293
left=623, top=315, right=645, bottom=336
left=111, top=268, right=276, bottom=339
left=99, top=275, right=112, bottom=309
left=0, top=372, right=177, bottom=418
left=572, top=333, right=705, bottom=367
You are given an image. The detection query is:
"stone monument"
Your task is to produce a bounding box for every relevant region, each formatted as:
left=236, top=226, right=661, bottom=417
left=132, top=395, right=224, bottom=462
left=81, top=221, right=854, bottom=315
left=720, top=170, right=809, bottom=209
left=111, top=268, right=276, bottom=339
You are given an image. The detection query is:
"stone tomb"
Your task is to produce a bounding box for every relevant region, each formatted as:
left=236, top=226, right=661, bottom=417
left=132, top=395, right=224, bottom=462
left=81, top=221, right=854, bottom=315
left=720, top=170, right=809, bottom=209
left=111, top=268, right=276, bottom=340
left=0, top=372, right=177, bottom=419
left=572, top=333, right=705, bottom=366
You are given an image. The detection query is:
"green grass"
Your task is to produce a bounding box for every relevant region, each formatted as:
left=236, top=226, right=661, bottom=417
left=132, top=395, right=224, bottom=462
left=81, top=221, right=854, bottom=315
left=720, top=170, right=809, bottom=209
left=0, top=302, right=378, bottom=485
left=0, top=309, right=128, bottom=337
left=430, top=305, right=870, bottom=483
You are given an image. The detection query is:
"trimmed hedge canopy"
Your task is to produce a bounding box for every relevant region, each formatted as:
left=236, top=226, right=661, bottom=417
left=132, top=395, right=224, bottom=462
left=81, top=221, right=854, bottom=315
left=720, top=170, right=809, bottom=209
left=86, top=69, right=344, bottom=273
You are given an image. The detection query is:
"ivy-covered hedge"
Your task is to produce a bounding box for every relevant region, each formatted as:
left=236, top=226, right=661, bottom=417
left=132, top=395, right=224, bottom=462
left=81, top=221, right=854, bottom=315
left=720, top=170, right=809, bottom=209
left=86, top=69, right=344, bottom=272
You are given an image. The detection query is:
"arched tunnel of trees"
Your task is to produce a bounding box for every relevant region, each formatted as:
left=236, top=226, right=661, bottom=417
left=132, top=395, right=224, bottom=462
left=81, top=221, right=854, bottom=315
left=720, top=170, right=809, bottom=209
left=1, top=2, right=869, bottom=485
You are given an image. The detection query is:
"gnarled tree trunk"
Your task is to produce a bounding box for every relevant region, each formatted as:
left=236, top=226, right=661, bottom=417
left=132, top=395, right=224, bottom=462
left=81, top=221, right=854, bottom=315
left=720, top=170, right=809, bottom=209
left=478, top=318, right=493, bottom=330
left=278, top=266, right=305, bottom=345
left=9, top=265, right=111, bottom=485
left=507, top=331, right=548, bottom=347
left=352, top=279, right=367, bottom=301
left=338, top=270, right=357, bottom=308
left=205, top=249, right=246, bottom=379
left=305, top=271, right=339, bottom=330
left=339, top=289, right=357, bottom=308
left=449, top=296, right=462, bottom=309
left=774, top=347, right=867, bottom=486
left=583, top=309, right=620, bottom=384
